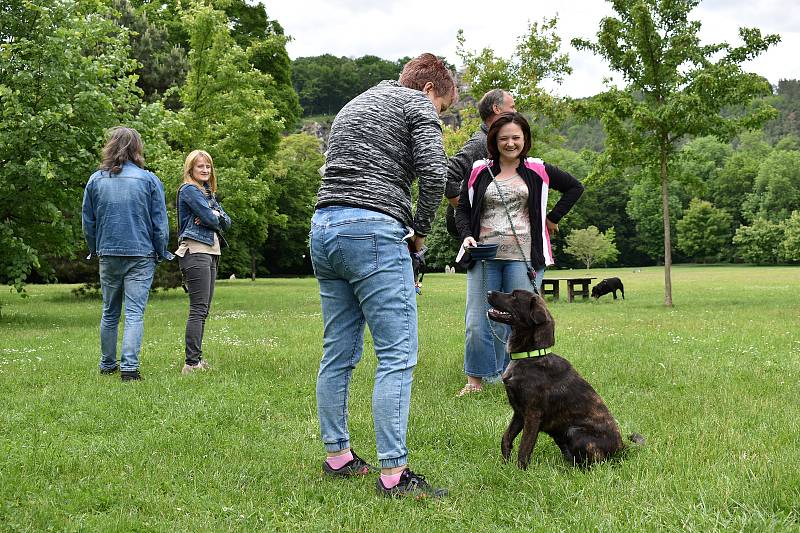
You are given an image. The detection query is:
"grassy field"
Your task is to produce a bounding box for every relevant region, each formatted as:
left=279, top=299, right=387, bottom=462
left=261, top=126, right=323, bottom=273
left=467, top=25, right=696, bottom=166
left=1, top=265, right=799, bottom=532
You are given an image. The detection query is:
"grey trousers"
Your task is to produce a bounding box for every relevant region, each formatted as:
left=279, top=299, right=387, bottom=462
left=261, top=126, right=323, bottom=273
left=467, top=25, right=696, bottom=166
left=179, top=252, right=219, bottom=365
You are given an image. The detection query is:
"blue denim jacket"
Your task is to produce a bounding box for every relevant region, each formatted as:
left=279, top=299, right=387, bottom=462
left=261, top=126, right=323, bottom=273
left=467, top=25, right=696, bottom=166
left=82, top=162, right=174, bottom=261
left=176, top=183, right=231, bottom=247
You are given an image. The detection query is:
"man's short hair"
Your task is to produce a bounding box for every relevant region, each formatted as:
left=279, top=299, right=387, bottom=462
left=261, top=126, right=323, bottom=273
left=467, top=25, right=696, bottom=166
left=399, top=53, right=458, bottom=101
left=478, top=89, right=507, bottom=122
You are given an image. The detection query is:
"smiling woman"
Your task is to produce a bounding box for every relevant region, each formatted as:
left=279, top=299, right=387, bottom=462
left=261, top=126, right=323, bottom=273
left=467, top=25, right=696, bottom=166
left=174, top=150, right=232, bottom=375
left=453, top=112, right=584, bottom=396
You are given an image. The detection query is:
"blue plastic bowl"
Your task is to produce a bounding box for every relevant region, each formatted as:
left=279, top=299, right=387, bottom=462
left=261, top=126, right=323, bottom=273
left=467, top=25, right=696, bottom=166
left=466, top=243, right=499, bottom=260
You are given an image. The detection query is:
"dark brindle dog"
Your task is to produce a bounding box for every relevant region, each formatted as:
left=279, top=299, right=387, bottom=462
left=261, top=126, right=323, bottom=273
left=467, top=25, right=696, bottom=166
left=487, top=289, right=641, bottom=468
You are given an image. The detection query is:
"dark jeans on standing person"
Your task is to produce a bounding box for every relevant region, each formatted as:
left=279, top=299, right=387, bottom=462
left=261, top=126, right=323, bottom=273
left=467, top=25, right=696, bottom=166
left=179, top=252, right=218, bottom=366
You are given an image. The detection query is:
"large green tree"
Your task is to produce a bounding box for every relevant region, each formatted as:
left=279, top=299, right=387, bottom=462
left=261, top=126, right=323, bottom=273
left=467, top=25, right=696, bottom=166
left=676, top=198, right=733, bottom=261
left=173, top=2, right=285, bottom=279
left=742, top=149, right=800, bottom=223
left=0, top=0, right=139, bottom=293
left=456, top=16, right=571, bottom=127
left=260, top=133, right=324, bottom=275
left=572, top=0, right=779, bottom=305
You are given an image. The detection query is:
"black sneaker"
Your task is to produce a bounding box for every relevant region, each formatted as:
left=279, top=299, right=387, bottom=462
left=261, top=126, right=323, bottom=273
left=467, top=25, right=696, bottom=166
left=376, top=469, right=448, bottom=499
left=121, top=370, right=142, bottom=382
left=322, top=450, right=378, bottom=477
left=100, top=365, right=118, bottom=374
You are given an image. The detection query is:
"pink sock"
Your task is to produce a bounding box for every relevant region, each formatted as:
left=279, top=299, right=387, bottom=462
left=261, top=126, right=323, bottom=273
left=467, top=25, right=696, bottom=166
left=380, top=471, right=404, bottom=489
left=326, top=450, right=353, bottom=470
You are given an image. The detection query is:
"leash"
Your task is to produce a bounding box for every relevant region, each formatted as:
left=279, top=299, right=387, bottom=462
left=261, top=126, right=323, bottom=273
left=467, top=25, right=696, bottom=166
left=480, top=159, right=538, bottom=344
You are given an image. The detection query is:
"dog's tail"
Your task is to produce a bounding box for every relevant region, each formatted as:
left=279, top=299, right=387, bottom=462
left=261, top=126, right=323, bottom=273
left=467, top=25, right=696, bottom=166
left=628, top=433, right=645, bottom=445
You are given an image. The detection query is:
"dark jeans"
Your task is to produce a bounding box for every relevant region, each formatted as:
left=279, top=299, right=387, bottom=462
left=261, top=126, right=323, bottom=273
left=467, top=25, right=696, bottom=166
left=179, top=253, right=218, bottom=365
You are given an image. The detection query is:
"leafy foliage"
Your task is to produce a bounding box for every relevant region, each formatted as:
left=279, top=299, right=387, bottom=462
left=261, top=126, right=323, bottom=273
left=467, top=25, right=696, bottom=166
left=0, top=0, right=139, bottom=293
left=564, top=226, right=619, bottom=269
left=261, top=133, right=324, bottom=275
left=742, top=149, right=800, bottom=223
left=732, top=218, right=784, bottom=264
left=676, top=199, right=733, bottom=262
left=291, top=54, right=404, bottom=116
left=456, top=17, right=572, bottom=128
left=779, top=211, right=800, bottom=262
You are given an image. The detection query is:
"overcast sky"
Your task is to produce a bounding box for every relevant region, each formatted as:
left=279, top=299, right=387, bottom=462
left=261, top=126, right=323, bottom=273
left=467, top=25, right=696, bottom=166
left=263, top=0, right=799, bottom=98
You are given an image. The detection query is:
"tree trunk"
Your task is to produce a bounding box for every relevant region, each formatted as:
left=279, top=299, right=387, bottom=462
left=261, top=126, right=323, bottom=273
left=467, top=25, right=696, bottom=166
left=251, top=251, right=256, bottom=282
left=660, top=151, right=673, bottom=307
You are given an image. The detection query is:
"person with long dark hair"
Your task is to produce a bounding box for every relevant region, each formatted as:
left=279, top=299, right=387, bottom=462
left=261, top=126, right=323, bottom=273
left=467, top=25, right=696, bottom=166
left=454, top=112, right=584, bottom=396
left=175, top=149, right=231, bottom=375
left=82, top=126, right=173, bottom=382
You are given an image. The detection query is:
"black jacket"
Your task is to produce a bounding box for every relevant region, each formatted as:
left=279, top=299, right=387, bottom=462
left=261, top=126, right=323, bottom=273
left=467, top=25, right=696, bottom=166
left=454, top=158, right=584, bottom=270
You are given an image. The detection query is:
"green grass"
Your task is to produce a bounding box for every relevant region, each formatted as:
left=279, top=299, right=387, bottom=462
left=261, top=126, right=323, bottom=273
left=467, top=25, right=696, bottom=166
left=1, top=265, right=799, bottom=532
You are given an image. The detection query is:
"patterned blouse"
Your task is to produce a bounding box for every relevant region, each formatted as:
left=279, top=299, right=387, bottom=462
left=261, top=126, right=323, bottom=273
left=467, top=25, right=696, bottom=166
left=479, top=175, right=530, bottom=261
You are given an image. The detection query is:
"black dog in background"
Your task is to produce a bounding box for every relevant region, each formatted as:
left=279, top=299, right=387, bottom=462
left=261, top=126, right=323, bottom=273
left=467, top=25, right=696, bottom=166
left=487, top=289, right=642, bottom=468
left=591, top=277, right=624, bottom=300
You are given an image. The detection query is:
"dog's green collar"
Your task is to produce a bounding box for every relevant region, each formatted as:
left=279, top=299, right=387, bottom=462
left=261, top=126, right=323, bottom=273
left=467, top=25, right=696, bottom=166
left=510, top=349, right=550, bottom=360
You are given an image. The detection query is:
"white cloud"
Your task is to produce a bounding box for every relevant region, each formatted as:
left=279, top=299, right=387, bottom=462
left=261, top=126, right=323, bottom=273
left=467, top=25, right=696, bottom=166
left=264, top=0, right=799, bottom=97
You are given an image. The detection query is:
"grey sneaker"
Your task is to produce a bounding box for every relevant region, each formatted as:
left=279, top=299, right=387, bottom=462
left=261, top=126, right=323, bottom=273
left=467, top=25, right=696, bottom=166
left=376, top=469, right=448, bottom=499
left=181, top=363, right=201, bottom=375
left=197, top=360, right=211, bottom=370
left=322, top=450, right=378, bottom=477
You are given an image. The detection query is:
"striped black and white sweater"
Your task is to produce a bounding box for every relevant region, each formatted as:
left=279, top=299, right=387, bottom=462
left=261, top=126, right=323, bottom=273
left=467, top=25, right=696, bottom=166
left=316, top=80, right=446, bottom=236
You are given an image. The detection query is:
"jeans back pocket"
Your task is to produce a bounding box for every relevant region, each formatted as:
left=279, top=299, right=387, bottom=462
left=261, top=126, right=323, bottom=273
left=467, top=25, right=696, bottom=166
left=335, top=233, right=378, bottom=279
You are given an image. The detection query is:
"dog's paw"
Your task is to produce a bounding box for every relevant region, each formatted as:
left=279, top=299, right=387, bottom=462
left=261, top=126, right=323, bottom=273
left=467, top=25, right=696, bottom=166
left=628, top=433, right=646, bottom=445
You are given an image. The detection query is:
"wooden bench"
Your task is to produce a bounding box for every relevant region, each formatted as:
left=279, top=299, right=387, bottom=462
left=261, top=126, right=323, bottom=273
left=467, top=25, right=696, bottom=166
left=541, top=277, right=597, bottom=302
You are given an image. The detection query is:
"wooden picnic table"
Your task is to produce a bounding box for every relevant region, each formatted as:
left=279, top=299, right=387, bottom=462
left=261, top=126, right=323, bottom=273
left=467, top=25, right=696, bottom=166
left=541, top=277, right=597, bottom=302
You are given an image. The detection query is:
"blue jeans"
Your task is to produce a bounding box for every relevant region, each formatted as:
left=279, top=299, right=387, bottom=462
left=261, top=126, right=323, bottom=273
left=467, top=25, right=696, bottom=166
left=98, top=256, right=156, bottom=372
left=310, top=207, right=417, bottom=469
left=464, top=260, right=544, bottom=380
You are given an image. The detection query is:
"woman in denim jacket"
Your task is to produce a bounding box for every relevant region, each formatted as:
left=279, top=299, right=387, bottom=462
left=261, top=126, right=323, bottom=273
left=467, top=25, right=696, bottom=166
left=175, top=150, right=231, bottom=374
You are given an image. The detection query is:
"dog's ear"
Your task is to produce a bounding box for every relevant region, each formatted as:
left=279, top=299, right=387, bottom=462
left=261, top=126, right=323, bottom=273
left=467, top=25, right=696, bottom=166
left=529, top=295, right=549, bottom=325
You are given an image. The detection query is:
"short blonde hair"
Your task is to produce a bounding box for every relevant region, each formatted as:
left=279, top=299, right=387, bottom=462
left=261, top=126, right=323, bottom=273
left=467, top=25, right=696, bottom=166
left=182, top=150, right=217, bottom=193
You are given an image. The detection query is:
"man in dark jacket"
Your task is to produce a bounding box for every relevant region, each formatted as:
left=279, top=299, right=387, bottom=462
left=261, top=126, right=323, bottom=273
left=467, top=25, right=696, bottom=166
left=310, top=53, right=456, bottom=499
left=444, top=89, right=515, bottom=235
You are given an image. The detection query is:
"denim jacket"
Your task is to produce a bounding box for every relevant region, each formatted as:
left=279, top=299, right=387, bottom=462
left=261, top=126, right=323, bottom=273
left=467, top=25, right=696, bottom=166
left=82, top=161, right=174, bottom=261
left=176, top=183, right=231, bottom=247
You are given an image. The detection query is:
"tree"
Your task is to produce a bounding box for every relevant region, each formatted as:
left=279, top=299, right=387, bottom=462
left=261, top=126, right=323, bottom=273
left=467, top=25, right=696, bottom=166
left=0, top=0, right=139, bottom=293
left=114, top=0, right=188, bottom=106
left=707, top=131, right=771, bottom=228
left=676, top=199, right=733, bottom=262
left=673, top=135, right=732, bottom=201
left=573, top=0, right=779, bottom=305
left=732, top=218, right=784, bottom=264
left=780, top=211, right=800, bottom=263
left=291, top=54, right=403, bottom=116
left=456, top=16, right=571, bottom=129
left=564, top=226, right=619, bottom=269
left=261, top=133, right=324, bottom=275
left=172, top=2, right=285, bottom=280
left=742, top=149, right=800, bottom=223
left=627, top=175, right=683, bottom=262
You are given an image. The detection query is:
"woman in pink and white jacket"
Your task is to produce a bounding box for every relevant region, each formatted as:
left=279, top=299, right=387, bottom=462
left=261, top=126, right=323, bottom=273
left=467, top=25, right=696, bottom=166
left=454, top=112, right=583, bottom=396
